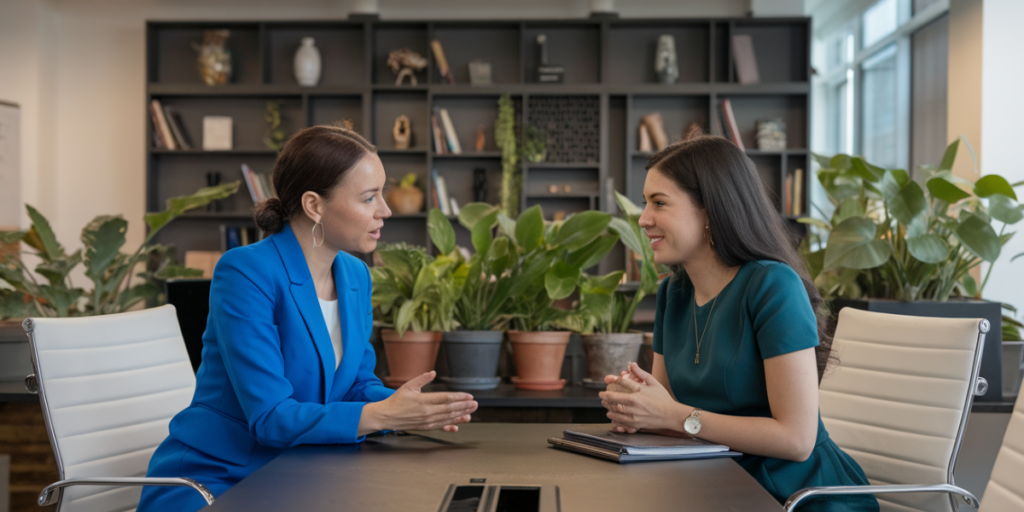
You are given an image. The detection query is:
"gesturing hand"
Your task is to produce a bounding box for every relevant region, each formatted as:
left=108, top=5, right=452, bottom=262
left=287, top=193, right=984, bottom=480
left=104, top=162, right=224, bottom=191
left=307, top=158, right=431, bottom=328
left=360, top=371, right=478, bottom=435
left=599, top=363, right=680, bottom=433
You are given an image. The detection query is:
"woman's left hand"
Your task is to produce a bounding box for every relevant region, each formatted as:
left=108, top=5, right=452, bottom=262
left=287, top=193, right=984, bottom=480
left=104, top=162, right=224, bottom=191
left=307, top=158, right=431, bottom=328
left=599, top=362, right=682, bottom=433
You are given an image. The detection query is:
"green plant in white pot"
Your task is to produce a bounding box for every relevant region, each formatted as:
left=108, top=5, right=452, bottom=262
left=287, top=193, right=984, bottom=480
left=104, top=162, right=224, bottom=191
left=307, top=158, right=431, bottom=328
left=370, top=212, right=461, bottom=388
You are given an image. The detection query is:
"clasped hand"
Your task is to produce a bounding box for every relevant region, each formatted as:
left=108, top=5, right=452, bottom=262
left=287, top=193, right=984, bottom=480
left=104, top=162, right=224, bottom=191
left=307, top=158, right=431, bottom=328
left=599, top=362, right=679, bottom=434
left=360, top=371, right=478, bottom=435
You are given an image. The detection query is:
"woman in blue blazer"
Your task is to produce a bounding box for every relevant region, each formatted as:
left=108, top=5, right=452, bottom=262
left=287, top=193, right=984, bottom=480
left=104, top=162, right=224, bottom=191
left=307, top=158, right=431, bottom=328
left=139, top=126, right=478, bottom=512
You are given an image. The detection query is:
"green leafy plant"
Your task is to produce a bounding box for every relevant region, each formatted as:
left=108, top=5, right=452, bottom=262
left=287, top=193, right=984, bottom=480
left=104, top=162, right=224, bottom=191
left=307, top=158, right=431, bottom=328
left=802, top=138, right=1023, bottom=302
left=370, top=209, right=462, bottom=336
left=263, top=101, right=286, bottom=152
left=489, top=205, right=621, bottom=332
left=449, top=203, right=516, bottom=331
left=0, top=182, right=240, bottom=318
left=496, top=94, right=521, bottom=218
left=522, top=124, right=547, bottom=164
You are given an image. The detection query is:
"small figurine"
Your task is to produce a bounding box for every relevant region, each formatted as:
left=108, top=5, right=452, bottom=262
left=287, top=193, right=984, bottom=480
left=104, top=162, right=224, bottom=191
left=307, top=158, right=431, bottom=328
left=193, top=29, right=232, bottom=86
left=393, top=115, right=411, bottom=150
left=387, top=48, right=428, bottom=86
left=473, top=168, right=488, bottom=202
left=655, top=34, right=679, bottom=84
left=475, top=125, right=486, bottom=152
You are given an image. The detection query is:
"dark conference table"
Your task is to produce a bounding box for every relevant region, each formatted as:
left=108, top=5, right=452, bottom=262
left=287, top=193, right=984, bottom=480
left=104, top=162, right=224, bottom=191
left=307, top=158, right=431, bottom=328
left=201, top=423, right=784, bottom=512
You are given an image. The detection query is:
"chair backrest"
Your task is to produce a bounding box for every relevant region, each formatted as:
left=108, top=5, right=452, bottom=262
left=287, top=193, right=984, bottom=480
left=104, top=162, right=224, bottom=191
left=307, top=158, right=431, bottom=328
left=980, top=390, right=1024, bottom=511
left=820, top=308, right=987, bottom=512
left=25, top=305, right=196, bottom=512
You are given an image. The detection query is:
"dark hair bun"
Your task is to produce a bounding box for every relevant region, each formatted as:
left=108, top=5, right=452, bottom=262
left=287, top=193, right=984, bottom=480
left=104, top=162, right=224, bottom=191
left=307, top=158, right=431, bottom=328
left=254, top=197, right=287, bottom=234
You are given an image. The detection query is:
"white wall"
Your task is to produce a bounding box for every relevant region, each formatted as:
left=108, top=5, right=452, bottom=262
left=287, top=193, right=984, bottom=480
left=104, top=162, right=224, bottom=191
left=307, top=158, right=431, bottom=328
left=0, top=0, right=749, bottom=254
left=979, top=0, right=1024, bottom=318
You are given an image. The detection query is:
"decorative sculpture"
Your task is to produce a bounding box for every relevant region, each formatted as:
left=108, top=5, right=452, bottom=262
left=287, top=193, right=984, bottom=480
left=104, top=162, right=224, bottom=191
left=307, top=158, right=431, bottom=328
left=475, top=125, right=486, bottom=152
left=393, top=115, right=411, bottom=150
left=655, top=34, right=679, bottom=84
left=536, top=35, right=565, bottom=83
left=387, top=48, right=428, bottom=86
left=640, top=113, right=668, bottom=151
left=473, top=168, right=488, bottom=202
left=293, top=37, right=322, bottom=87
left=193, top=29, right=232, bottom=86
left=756, top=119, right=787, bottom=151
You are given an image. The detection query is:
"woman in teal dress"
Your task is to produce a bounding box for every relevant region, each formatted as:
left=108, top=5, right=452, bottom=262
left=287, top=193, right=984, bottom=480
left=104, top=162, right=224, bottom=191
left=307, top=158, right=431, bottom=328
left=599, top=135, right=878, bottom=511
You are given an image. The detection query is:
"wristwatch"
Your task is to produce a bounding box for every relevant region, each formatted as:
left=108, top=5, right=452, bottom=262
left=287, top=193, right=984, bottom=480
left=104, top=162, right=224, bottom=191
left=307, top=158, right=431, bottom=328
left=683, top=408, right=702, bottom=437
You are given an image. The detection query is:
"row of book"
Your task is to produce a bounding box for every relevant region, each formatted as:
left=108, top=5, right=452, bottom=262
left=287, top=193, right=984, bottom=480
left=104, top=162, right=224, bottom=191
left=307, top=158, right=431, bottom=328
left=784, top=168, right=805, bottom=216
left=710, top=99, right=745, bottom=151
left=241, top=163, right=277, bottom=204
left=150, top=99, right=194, bottom=150
left=431, top=108, right=462, bottom=154
left=430, top=169, right=460, bottom=216
left=183, top=225, right=262, bottom=278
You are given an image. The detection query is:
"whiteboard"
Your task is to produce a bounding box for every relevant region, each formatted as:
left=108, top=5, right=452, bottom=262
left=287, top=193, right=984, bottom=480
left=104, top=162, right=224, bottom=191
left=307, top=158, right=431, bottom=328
left=0, top=101, right=20, bottom=228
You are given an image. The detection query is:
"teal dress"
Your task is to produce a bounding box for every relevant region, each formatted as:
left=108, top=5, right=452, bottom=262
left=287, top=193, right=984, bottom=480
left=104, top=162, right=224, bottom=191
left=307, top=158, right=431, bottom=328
left=653, top=260, right=878, bottom=511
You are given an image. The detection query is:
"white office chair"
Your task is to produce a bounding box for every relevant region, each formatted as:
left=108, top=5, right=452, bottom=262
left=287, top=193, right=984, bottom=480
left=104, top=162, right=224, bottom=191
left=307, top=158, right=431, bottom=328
left=978, top=387, right=1024, bottom=511
left=786, top=308, right=989, bottom=512
left=23, top=305, right=214, bottom=512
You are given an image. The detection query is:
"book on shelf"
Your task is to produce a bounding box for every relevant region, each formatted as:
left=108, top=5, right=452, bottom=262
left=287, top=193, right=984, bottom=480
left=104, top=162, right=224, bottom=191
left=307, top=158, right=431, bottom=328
left=219, top=225, right=258, bottom=252
left=720, top=99, right=745, bottom=151
left=792, top=168, right=803, bottom=216
left=184, top=250, right=222, bottom=279
left=241, top=163, right=277, bottom=204
left=548, top=424, right=740, bottom=464
left=431, top=110, right=447, bottom=154
left=449, top=197, right=460, bottom=216
left=430, top=39, right=456, bottom=84
left=203, top=116, right=233, bottom=151
left=438, top=108, right=462, bottom=154
left=431, top=169, right=452, bottom=216
left=149, top=99, right=177, bottom=150
left=784, top=174, right=793, bottom=215
left=710, top=105, right=724, bottom=138
left=731, top=34, right=761, bottom=85
left=163, top=105, right=193, bottom=150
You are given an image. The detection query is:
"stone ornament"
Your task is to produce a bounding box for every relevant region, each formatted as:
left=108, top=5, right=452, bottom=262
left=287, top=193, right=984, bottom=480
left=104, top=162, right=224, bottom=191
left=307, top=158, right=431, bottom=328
left=756, top=119, right=787, bottom=151
left=387, top=48, right=428, bottom=86
left=393, top=115, right=411, bottom=150
left=655, top=34, right=679, bottom=84
left=294, top=37, right=322, bottom=87
left=193, top=29, right=232, bottom=86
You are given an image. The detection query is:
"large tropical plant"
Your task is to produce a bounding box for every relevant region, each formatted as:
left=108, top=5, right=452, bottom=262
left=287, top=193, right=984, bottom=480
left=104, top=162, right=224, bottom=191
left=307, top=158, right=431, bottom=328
left=448, top=203, right=516, bottom=331
left=802, top=138, right=1023, bottom=303
left=370, top=209, right=462, bottom=336
left=496, top=93, right=521, bottom=218
left=0, top=182, right=240, bottom=318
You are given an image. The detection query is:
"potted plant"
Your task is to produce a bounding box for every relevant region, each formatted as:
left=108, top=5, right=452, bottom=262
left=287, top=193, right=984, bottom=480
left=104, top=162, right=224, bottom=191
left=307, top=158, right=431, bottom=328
left=495, top=205, right=622, bottom=390
left=569, top=192, right=670, bottom=389
left=437, top=204, right=515, bottom=391
left=801, top=138, right=1023, bottom=401
left=0, top=182, right=240, bottom=380
left=370, top=211, right=460, bottom=388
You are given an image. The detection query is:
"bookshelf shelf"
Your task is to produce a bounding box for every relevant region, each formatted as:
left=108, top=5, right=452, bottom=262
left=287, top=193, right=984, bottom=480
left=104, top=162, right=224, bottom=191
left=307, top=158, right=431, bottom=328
left=146, top=17, right=811, bottom=274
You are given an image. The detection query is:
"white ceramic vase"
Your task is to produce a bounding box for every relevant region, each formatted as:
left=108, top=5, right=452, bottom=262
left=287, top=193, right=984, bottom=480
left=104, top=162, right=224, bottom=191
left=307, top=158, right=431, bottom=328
left=294, top=37, right=322, bottom=87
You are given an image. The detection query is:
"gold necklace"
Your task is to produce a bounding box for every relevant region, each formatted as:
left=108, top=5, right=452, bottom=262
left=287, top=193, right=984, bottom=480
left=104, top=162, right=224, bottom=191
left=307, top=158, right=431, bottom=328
left=692, top=289, right=718, bottom=364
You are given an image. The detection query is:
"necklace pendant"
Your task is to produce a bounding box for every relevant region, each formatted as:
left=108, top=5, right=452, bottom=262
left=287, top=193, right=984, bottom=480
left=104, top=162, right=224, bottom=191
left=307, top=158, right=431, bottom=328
left=695, top=353, right=699, bottom=364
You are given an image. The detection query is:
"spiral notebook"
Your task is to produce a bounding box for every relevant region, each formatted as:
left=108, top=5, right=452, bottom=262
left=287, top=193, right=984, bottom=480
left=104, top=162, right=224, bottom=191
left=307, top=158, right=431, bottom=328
left=548, top=424, right=741, bottom=464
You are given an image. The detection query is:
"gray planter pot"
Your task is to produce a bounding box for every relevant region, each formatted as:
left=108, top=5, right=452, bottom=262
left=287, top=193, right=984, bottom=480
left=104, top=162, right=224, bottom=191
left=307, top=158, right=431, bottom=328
left=441, top=330, right=503, bottom=390
left=0, top=321, right=31, bottom=382
left=833, top=298, right=1003, bottom=402
left=580, top=332, right=644, bottom=390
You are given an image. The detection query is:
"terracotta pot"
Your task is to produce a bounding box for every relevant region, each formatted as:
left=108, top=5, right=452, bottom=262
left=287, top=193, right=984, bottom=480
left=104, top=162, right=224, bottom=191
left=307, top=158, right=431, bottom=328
left=508, top=330, right=571, bottom=390
left=385, top=186, right=424, bottom=215
left=380, top=329, right=441, bottom=388
left=640, top=332, right=654, bottom=373
left=580, top=332, right=643, bottom=390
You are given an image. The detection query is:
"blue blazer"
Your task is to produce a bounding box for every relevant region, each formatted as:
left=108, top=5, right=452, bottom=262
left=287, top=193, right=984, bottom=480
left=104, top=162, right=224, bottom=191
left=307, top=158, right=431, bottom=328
left=140, top=224, right=393, bottom=510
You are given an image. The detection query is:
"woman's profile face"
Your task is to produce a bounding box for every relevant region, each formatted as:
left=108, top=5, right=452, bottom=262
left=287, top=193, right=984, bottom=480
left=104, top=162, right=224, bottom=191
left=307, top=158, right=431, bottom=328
left=637, top=167, right=709, bottom=266
left=320, top=152, right=392, bottom=254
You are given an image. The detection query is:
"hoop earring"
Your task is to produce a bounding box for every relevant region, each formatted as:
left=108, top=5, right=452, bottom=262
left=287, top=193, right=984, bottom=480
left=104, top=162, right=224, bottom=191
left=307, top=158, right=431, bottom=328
left=704, top=224, right=714, bottom=248
left=312, top=221, right=324, bottom=249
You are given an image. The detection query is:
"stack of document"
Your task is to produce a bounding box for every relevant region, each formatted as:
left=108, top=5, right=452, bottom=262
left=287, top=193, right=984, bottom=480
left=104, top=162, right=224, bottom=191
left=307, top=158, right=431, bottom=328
left=548, top=424, right=740, bottom=464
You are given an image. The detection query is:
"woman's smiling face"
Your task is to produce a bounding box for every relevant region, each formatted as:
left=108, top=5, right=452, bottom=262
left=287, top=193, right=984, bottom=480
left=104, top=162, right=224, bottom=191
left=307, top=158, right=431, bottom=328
left=637, top=166, right=709, bottom=267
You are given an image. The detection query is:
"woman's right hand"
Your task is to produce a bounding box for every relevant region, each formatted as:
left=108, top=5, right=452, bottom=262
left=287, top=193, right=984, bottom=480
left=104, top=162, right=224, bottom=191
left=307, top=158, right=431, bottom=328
left=359, top=371, right=478, bottom=435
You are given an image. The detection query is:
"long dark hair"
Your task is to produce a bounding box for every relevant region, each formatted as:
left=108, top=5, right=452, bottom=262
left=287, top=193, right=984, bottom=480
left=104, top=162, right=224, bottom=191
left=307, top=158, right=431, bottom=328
left=647, top=135, right=835, bottom=382
left=254, top=125, right=376, bottom=234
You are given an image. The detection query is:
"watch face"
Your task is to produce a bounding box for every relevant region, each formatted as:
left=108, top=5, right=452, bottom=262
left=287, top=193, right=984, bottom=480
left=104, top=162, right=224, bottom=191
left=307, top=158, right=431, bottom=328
left=683, top=415, right=701, bottom=435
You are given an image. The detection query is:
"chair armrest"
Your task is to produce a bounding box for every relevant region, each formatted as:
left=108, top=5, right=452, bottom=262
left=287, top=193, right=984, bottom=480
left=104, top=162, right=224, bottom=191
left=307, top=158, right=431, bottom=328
left=38, top=476, right=215, bottom=507
left=783, top=483, right=978, bottom=512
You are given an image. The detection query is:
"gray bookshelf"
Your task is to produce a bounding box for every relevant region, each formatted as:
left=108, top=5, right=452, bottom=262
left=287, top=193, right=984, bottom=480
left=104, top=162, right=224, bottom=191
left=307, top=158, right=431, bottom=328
left=145, top=17, right=811, bottom=276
